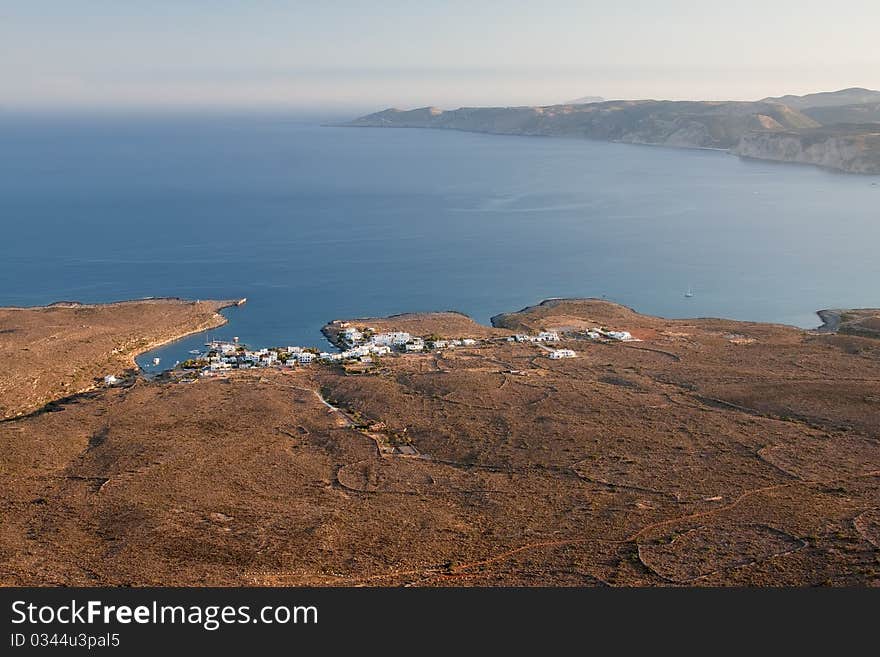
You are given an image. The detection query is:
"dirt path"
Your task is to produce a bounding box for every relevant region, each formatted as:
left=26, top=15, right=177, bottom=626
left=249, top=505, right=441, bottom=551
left=337, top=466, right=880, bottom=586
left=275, top=373, right=422, bottom=457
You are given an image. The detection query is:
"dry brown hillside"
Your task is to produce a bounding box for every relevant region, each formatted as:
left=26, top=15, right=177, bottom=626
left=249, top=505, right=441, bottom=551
left=1, top=299, right=878, bottom=586
left=0, top=298, right=238, bottom=419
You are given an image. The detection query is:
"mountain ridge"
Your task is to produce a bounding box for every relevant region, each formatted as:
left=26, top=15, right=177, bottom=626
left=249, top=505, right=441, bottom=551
left=761, top=87, right=880, bottom=110
left=346, top=99, right=818, bottom=149
left=344, top=88, right=880, bottom=173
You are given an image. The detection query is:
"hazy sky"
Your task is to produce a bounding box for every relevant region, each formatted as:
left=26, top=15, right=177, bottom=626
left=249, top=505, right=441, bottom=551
left=2, top=0, right=879, bottom=112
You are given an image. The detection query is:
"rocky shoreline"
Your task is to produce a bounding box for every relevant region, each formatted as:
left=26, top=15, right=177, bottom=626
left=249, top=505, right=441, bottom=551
left=814, top=308, right=880, bottom=338
left=816, top=309, right=843, bottom=333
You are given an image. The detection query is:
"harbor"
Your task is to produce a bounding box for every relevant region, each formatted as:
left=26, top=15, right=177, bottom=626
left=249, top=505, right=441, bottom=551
left=121, top=317, right=645, bottom=382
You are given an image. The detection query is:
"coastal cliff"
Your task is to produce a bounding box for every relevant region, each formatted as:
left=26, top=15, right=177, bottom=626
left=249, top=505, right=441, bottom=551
left=733, top=125, right=880, bottom=174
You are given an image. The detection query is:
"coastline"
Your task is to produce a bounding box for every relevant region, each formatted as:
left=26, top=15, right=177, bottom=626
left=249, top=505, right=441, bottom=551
left=337, top=122, right=736, bottom=154
left=5, top=293, right=880, bottom=586
left=0, top=296, right=244, bottom=312
left=815, top=309, right=842, bottom=333
left=339, top=123, right=880, bottom=175
left=130, top=299, right=245, bottom=373
left=4, top=294, right=864, bottom=411
left=813, top=307, right=880, bottom=338
left=1, top=297, right=246, bottom=374
left=492, top=297, right=839, bottom=333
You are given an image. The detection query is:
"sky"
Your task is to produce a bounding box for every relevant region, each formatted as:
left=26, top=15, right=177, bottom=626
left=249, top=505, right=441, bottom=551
left=2, top=0, right=879, bottom=113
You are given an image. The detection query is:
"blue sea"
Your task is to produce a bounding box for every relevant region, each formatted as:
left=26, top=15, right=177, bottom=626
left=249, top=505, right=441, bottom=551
left=1, top=112, right=878, bottom=372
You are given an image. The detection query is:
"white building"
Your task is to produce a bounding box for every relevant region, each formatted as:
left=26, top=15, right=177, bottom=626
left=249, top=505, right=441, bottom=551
left=606, top=331, right=633, bottom=341
left=104, top=374, right=120, bottom=386
left=369, top=333, right=396, bottom=346
left=549, top=349, right=577, bottom=359
left=391, top=333, right=413, bottom=347
left=297, top=352, right=315, bottom=364
left=538, top=331, right=560, bottom=342
left=462, top=338, right=477, bottom=346
left=341, top=328, right=363, bottom=344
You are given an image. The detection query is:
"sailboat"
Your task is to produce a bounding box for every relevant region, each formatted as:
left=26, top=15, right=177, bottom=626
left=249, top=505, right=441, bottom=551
left=684, top=286, right=694, bottom=298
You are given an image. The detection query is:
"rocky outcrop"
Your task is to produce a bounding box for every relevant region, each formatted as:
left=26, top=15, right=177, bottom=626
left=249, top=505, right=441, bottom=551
left=733, top=125, right=880, bottom=174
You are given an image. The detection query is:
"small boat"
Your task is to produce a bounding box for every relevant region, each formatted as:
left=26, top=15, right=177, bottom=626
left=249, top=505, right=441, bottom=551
left=684, top=286, right=694, bottom=298
left=189, top=349, right=200, bottom=354
left=152, top=357, right=161, bottom=366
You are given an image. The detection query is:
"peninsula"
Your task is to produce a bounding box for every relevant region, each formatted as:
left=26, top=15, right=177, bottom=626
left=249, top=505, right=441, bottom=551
left=344, top=88, right=880, bottom=174
left=2, top=297, right=879, bottom=586
left=0, top=297, right=244, bottom=420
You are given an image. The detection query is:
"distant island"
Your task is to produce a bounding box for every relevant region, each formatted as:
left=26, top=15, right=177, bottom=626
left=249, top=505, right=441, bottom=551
left=344, top=88, right=880, bottom=174
left=566, top=95, right=605, bottom=105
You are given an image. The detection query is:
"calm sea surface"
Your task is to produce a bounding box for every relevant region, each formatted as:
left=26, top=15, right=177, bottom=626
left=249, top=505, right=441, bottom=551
left=1, top=113, right=878, bottom=371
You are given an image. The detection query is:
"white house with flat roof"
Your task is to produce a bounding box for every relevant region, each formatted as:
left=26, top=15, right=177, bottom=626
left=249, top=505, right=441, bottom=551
left=341, top=328, right=363, bottom=344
